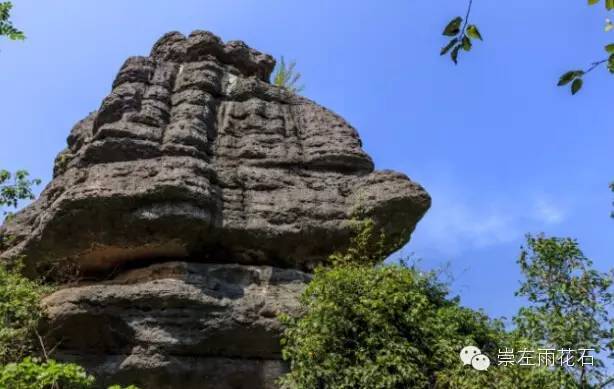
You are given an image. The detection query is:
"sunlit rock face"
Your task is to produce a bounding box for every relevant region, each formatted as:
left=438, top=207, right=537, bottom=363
left=0, top=30, right=430, bottom=388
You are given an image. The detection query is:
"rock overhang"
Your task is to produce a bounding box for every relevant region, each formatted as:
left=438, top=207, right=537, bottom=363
left=0, top=29, right=431, bottom=277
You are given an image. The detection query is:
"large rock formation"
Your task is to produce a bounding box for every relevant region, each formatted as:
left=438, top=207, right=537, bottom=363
left=42, top=262, right=309, bottom=389
left=0, top=30, right=430, bottom=388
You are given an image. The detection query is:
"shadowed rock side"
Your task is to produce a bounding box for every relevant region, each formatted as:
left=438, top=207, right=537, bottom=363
left=0, top=30, right=431, bottom=388
left=42, top=262, right=309, bottom=389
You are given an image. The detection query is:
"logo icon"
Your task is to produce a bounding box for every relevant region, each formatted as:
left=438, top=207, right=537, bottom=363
left=460, top=346, right=491, bottom=371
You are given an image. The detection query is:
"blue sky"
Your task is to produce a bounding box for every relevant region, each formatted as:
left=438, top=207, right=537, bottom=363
left=1, top=1, right=612, bottom=323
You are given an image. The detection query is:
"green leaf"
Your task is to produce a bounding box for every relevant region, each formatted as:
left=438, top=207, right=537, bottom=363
left=588, top=0, right=600, bottom=5
left=7, top=29, right=24, bottom=40
left=607, top=0, right=614, bottom=10
left=571, top=78, right=583, bottom=95
left=557, top=70, right=583, bottom=86
left=440, top=38, right=458, bottom=55
left=466, top=25, right=483, bottom=41
left=450, top=44, right=462, bottom=64
left=556, top=71, right=574, bottom=86
left=443, top=17, right=462, bottom=36
left=606, top=43, right=614, bottom=54
left=462, top=36, right=472, bottom=51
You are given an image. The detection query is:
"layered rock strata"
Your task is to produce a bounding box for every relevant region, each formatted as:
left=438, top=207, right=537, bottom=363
left=0, top=30, right=430, bottom=388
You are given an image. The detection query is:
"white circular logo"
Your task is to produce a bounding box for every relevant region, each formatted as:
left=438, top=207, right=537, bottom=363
left=471, top=354, right=491, bottom=371
left=460, top=346, right=481, bottom=365
left=460, top=346, right=490, bottom=371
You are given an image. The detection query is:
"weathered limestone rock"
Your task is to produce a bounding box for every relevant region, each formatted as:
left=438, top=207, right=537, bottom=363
left=0, top=30, right=430, bottom=388
left=42, top=262, right=308, bottom=389
left=0, top=30, right=429, bottom=274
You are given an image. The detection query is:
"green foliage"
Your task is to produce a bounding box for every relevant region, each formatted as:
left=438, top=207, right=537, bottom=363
left=280, top=263, right=489, bottom=388
left=0, top=2, right=24, bottom=41
left=571, top=78, right=584, bottom=95
left=0, top=357, right=95, bottom=389
left=440, top=18, right=483, bottom=64
left=440, top=1, right=483, bottom=65
left=466, top=24, right=483, bottom=41
left=558, top=70, right=585, bottom=88
left=440, top=38, right=458, bottom=56
left=557, top=70, right=585, bottom=95
left=328, top=219, right=389, bottom=267
left=0, top=169, right=41, bottom=215
left=553, top=3, right=614, bottom=94
left=272, top=56, right=304, bottom=93
left=558, top=49, right=614, bottom=93
left=442, top=17, right=462, bottom=37
left=279, top=261, right=579, bottom=388
left=514, top=234, right=614, bottom=387
left=558, top=39, right=614, bottom=95
left=436, top=331, right=579, bottom=389
left=588, top=0, right=614, bottom=11
left=0, top=263, right=140, bottom=388
left=444, top=1, right=613, bottom=94
left=0, top=358, right=140, bottom=389
left=279, top=221, right=612, bottom=388
left=0, top=261, right=50, bottom=365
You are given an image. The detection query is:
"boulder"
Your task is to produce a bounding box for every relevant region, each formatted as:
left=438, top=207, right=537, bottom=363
left=0, top=30, right=430, bottom=388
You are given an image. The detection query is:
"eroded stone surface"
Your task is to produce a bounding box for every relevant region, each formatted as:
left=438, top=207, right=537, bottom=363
left=0, top=30, right=430, bottom=275
left=1, top=30, right=431, bottom=388
left=42, top=262, right=308, bottom=389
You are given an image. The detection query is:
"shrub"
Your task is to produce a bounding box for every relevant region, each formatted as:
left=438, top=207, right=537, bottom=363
left=279, top=221, right=584, bottom=388
left=0, top=357, right=95, bottom=389
left=0, top=263, right=140, bottom=389
left=272, top=57, right=304, bottom=93
left=279, top=262, right=582, bottom=388
left=0, top=261, right=50, bottom=365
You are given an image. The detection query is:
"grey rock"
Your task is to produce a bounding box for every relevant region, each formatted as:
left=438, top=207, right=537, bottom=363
left=0, top=30, right=430, bottom=275
left=42, top=262, right=309, bottom=389
left=0, top=30, right=431, bottom=388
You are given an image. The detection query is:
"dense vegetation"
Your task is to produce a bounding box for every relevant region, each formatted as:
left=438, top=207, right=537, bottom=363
left=279, top=223, right=613, bottom=388
left=0, top=258, right=142, bottom=388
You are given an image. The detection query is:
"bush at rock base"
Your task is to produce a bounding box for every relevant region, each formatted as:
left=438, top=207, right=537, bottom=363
left=0, top=357, right=95, bottom=389
left=0, top=262, right=140, bottom=389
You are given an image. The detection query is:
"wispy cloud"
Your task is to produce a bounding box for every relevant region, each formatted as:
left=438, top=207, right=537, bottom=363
left=409, top=187, right=568, bottom=256
left=532, top=196, right=566, bottom=225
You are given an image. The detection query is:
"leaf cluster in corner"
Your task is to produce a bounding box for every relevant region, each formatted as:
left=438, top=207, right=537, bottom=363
left=0, top=2, right=25, bottom=41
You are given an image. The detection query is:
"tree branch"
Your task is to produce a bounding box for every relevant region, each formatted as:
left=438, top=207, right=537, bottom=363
left=585, top=58, right=608, bottom=74
left=461, top=0, right=474, bottom=36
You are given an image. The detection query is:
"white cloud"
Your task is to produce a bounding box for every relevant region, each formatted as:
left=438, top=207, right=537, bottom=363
left=413, top=198, right=519, bottom=255
left=532, top=196, right=565, bottom=225
left=409, top=188, right=568, bottom=256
